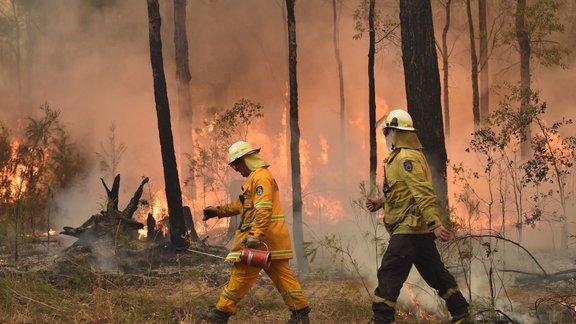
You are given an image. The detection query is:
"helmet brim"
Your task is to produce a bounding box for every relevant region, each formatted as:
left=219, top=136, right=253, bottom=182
left=384, top=126, right=416, bottom=131
left=228, top=148, right=261, bottom=164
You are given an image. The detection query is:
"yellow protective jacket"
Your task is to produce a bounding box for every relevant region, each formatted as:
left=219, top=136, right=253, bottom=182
left=381, top=131, right=442, bottom=235
left=215, top=167, right=293, bottom=262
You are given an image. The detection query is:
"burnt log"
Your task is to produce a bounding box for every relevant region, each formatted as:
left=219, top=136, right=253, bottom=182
left=60, top=213, right=110, bottom=238
left=182, top=206, right=199, bottom=242
left=122, top=177, right=149, bottom=219
left=101, top=174, right=121, bottom=212
left=60, top=175, right=148, bottom=244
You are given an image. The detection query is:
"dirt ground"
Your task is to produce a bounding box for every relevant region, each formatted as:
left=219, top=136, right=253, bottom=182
left=1, top=237, right=575, bottom=323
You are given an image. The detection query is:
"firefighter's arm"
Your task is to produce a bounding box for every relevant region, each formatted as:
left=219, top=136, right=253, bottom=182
left=218, top=199, right=242, bottom=218
left=203, top=200, right=242, bottom=220
left=400, top=157, right=442, bottom=230
left=248, top=178, right=274, bottom=240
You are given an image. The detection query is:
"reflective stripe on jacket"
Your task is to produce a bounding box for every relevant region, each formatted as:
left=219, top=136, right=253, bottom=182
left=382, top=147, right=442, bottom=235
left=216, top=167, right=293, bottom=261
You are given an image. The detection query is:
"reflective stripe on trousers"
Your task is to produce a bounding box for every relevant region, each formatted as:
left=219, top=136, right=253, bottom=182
left=216, top=259, right=309, bottom=314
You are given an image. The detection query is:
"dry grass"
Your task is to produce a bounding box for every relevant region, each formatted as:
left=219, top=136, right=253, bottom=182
left=0, top=263, right=378, bottom=324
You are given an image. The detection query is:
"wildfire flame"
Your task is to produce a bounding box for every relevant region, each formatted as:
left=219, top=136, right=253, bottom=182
left=0, top=141, right=29, bottom=201
left=136, top=190, right=170, bottom=239
left=402, top=285, right=436, bottom=321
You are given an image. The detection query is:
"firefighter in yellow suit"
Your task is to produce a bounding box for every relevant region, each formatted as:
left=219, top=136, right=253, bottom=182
left=198, top=141, right=310, bottom=324
left=366, top=109, right=470, bottom=324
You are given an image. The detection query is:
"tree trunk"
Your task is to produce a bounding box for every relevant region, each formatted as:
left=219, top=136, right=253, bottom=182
left=478, top=0, right=489, bottom=124
left=332, top=0, right=346, bottom=188
left=10, top=0, right=22, bottom=99
left=285, top=0, right=310, bottom=271
left=146, top=0, right=188, bottom=249
left=466, top=0, right=480, bottom=130
left=441, top=0, right=452, bottom=138
left=516, top=0, right=532, bottom=160
left=173, top=0, right=196, bottom=200
left=368, top=0, right=377, bottom=194
left=399, top=0, right=449, bottom=220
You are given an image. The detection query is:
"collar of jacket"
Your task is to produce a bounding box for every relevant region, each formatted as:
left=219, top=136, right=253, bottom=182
left=388, top=131, right=423, bottom=163
left=242, top=167, right=267, bottom=190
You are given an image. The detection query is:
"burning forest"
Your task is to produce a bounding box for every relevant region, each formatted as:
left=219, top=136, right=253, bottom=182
left=1, top=0, right=576, bottom=323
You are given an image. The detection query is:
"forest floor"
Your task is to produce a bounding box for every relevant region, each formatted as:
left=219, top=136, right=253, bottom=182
left=0, top=237, right=376, bottom=324
left=1, top=236, right=575, bottom=324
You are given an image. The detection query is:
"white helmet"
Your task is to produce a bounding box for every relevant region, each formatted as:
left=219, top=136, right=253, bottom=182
left=381, top=109, right=415, bottom=131
left=228, top=141, right=260, bottom=164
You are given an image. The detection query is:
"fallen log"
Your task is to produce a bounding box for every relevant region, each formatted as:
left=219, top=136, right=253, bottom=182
left=60, top=175, right=147, bottom=243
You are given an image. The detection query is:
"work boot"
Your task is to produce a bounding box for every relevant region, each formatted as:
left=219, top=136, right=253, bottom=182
left=196, top=306, right=231, bottom=324
left=367, top=317, right=392, bottom=324
left=287, top=306, right=311, bottom=324
left=451, top=312, right=472, bottom=324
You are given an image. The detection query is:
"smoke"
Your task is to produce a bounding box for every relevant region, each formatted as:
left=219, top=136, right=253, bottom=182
left=1, top=1, right=575, bottom=316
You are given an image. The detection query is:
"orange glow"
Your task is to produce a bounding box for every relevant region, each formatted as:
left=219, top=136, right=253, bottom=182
left=136, top=190, right=169, bottom=239
left=403, top=285, right=435, bottom=321
left=538, top=129, right=573, bottom=171
left=0, top=141, right=31, bottom=201
left=320, top=136, right=329, bottom=164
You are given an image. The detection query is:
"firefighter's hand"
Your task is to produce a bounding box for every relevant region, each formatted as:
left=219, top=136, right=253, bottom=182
left=434, top=225, right=452, bottom=242
left=243, top=236, right=260, bottom=248
left=203, top=206, right=219, bottom=221
left=365, top=197, right=383, bottom=212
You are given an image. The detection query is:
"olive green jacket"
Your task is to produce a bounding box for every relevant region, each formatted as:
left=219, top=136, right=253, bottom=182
left=381, top=131, right=442, bottom=235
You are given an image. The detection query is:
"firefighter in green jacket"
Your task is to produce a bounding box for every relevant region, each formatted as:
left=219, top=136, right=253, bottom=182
left=366, top=109, right=470, bottom=324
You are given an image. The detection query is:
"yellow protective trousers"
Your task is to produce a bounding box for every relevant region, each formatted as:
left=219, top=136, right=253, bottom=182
left=215, top=259, right=309, bottom=314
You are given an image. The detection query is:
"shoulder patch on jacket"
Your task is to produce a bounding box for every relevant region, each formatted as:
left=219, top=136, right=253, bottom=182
left=403, top=160, right=413, bottom=172
left=255, top=186, right=264, bottom=196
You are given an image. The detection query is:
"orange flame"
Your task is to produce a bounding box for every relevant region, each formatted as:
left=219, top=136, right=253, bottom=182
left=0, top=141, right=30, bottom=201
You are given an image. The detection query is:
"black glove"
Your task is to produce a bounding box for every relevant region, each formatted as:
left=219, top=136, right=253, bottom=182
left=203, top=206, right=219, bottom=221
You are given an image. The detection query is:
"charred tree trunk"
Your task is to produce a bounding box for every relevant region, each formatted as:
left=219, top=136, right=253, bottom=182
left=173, top=0, right=196, bottom=199
left=441, top=0, right=452, bottom=138
left=61, top=175, right=148, bottom=241
left=399, top=0, right=449, bottom=219
left=101, top=174, right=120, bottom=212
left=332, top=0, right=346, bottom=188
left=516, top=0, right=532, bottom=160
left=368, top=0, right=377, bottom=194
left=478, top=0, right=489, bottom=124
left=182, top=206, right=199, bottom=241
left=286, top=0, right=310, bottom=271
left=146, top=0, right=188, bottom=249
left=122, top=177, right=149, bottom=218
left=466, top=0, right=480, bottom=130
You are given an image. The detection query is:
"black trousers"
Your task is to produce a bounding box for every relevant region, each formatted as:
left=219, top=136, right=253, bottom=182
left=372, top=233, right=469, bottom=323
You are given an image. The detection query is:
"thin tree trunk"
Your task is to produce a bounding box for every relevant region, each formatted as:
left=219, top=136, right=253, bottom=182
left=10, top=0, right=22, bottom=98
left=332, top=0, right=346, bottom=188
left=281, top=1, right=291, bottom=198
left=147, top=0, right=188, bottom=249
left=478, top=0, right=489, bottom=123
left=399, top=0, right=449, bottom=219
left=368, top=0, right=376, bottom=194
left=173, top=0, right=196, bottom=200
left=466, top=0, right=480, bottom=130
left=516, top=0, right=531, bottom=160
left=441, top=0, right=452, bottom=138
left=286, top=0, right=309, bottom=271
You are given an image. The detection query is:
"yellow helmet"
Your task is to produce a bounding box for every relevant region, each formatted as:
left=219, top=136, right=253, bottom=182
left=228, top=141, right=260, bottom=164
left=382, top=109, right=415, bottom=131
